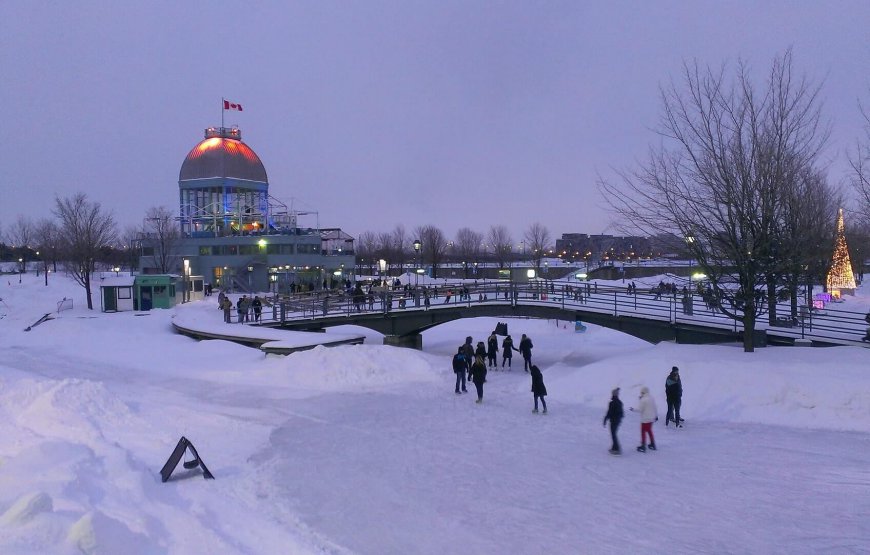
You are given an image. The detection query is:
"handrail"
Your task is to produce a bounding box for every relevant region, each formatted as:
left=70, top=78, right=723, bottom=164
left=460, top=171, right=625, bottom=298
left=245, top=280, right=868, bottom=347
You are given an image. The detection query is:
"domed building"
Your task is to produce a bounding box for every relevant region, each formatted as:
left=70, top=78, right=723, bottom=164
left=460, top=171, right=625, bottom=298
left=178, top=127, right=270, bottom=237
left=139, top=126, right=355, bottom=295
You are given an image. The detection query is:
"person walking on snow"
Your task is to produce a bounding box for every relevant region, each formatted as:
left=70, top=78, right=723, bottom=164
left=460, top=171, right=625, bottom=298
left=518, top=334, right=534, bottom=372
left=251, top=296, right=263, bottom=323
left=665, top=366, right=684, bottom=427
left=452, top=346, right=468, bottom=394
left=487, top=331, right=499, bottom=369
left=462, top=336, right=475, bottom=381
left=475, top=341, right=487, bottom=364
left=470, top=355, right=488, bottom=403
left=530, top=364, right=547, bottom=413
left=501, top=335, right=516, bottom=369
left=631, top=386, right=658, bottom=452
left=603, top=388, right=624, bottom=454
left=220, top=296, right=233, bottom=323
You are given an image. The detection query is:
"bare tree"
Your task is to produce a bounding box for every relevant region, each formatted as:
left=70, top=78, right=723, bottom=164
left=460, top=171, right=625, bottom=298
left=776, top=168, right=839, bottom=321
left=846, top=220, right=870, bottom=284
left=6, top=215, right=34, bottom=273
left=121, top=224, right=142, bottom=275
left=524, top=222, right=551, bottom=270
left=143, top=206, right=181, bottom=274
left=599, top=51, right=827, bottom=352
left=375, top=231, right=393, bottom=276
left=487, top=225, right=513, bottom=269
left=415, top=225, right=448, bottom=278
left=849, top=93, right=870, bottom=223
left=391, top=224, right=407, bottom=273
left=53, top=193, right=117, bottom=310
left=356, top=231, right=378, bottom=276
left=455, top=227, right=483, bottom=278
left=33, top=219, right=62, bottom=286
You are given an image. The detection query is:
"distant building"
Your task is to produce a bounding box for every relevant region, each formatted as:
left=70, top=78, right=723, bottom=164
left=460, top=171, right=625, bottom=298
left=139, top=126, right=355, bottom=293
left=554, top=233, right=652, bottom=264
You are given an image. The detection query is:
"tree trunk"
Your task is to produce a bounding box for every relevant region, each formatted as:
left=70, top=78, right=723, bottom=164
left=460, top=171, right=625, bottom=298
left=742, top=300, right=756, bottom=353
left=766, top=279, right=779, bottom=325
left=789, top=278, right=799, bottom=319
left=84, top=273, right=93, bottom=310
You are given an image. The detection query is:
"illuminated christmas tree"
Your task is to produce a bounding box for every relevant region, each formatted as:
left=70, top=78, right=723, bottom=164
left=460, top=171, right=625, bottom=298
left=826, top=208, right=856, bottom=295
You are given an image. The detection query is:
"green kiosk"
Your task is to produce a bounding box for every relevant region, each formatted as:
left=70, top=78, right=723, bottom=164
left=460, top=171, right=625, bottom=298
left=134, top=275, right=179, bottom=311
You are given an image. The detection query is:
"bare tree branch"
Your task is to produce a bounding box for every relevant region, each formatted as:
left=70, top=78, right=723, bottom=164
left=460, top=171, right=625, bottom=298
left=53, top=193, right=117, bottom=310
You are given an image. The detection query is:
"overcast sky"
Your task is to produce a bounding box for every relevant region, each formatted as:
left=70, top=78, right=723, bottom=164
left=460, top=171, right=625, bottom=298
left=1, top=1, right=868, bottom=244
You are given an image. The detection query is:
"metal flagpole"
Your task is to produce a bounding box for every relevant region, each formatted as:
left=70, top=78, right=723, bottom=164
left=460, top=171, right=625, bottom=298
left=221, top=97, right=225, bottom=128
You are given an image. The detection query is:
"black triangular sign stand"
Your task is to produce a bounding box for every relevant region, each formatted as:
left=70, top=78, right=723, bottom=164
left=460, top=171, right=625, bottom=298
left=160, top=436, right=215, bottom=482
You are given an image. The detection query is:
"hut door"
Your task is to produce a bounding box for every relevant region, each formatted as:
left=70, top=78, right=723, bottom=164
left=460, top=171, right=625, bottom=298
left=103, top=288, right=117, bottom=312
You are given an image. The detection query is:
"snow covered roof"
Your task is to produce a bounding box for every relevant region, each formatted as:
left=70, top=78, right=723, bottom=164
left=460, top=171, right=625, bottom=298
left=98, top=276, right=135, bottom=287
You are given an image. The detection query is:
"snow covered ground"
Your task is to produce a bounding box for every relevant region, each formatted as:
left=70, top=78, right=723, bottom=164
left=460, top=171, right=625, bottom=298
left=0, top=270, right=868, bottom=554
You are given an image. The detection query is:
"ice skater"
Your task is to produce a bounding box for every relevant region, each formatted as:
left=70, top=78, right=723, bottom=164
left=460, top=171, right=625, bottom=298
left=470, top=355, right=488, bottom=403
left=530, top=364, right=547, bottom=414
left=665, top=366, right=683, bottom=427
left=519, top=334, right=534, bottom=372
left=603, top=388, right=624, bottom=454
left=487, top=331, right=499, bottom=368
left=501, top=334, right=516, bottom=369
left=631, top=386, right=658, bottom=452
left=452, top=347, right=468, bottom=394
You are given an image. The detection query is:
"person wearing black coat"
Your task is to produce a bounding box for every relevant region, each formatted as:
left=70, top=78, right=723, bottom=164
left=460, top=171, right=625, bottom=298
left=501, top=335, right=516, bottom=369
left=452, top=346, right=468, bottom=394
left=475, top=341, right=487, bottom=363
left=486, top=332, right=499, bottom=368
left=518, top=334, right=534, bottom=372
left=462, top=336, right=475, bottom=381
left=603, top=388, right=624, bottom=454
left=665, top=366, right=683, bottom=427
left=530, top=365, right=547, bottom=413
left=470, top=355, right=488, bottom=403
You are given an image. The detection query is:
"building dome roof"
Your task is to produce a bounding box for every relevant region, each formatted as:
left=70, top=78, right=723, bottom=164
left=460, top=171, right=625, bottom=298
left=179, top=127, right=267, bottom=183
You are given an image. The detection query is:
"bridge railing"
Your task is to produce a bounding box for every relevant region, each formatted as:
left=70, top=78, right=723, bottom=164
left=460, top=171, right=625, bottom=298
left=258, top=280, right=868, bottom=346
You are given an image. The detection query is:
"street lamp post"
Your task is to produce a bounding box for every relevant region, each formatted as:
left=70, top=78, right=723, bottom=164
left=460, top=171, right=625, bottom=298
left=685, top=235, right=695, bottom=282
left=378, top=259, right=388, bottom=312
left=413, top=239, right=421, bottom=286
left=18, top=258, right=23, bottom=283
left=183, top=259, right=190, bottom=302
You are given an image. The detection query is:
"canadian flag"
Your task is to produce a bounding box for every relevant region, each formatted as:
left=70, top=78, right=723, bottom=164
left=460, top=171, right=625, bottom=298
left=223, top=100, right=243, bottom=111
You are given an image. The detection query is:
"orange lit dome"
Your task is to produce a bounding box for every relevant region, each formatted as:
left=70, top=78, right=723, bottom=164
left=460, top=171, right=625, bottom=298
left=179, top=127, right=267, bottom=183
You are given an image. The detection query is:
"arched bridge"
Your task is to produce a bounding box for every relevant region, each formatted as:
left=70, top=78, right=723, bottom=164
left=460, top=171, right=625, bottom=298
left=254, top=281, right=869, bottom=349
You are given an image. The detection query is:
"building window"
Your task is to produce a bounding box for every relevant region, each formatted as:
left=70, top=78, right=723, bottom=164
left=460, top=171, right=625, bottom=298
left=118, top=287, right=132, bottom=299
left=199, top=246, right=211, bottom=255
left=239, top=244, right=256, bottom=255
